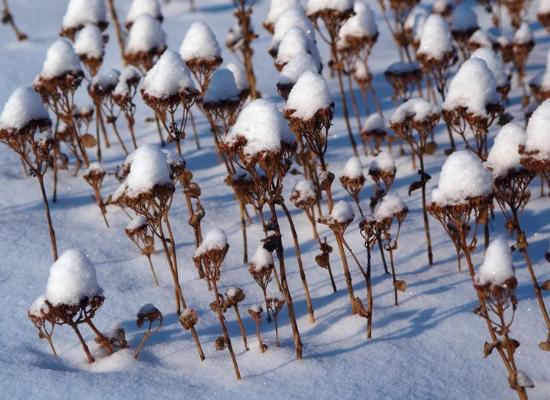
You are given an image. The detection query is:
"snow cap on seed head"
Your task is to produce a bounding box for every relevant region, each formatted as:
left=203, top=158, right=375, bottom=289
left=475, top=238, right=515, bottom=286
left=39, top=39, right=82, bottom=80
left=126, top=0, right=162, bottom=26
left=142, top=51, right=196, bottom=98
left=285, top=71, right=333, bottom=120
left=523, top=99, right=550, bottom=160
left=179, top=21, right=222, bottom=62
left=417, top=14, right=454, bottom=60
left=62, top=0, right=107, bottom=31
left=485, top=123, right=526, bottom=178
left=0, top=87, right=50, bottom=131
left=126, top=14, right=166, bottom=54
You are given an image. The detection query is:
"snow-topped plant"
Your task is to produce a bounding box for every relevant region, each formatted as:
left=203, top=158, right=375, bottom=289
left=74, top=24, right=106, bottom=76
left=0, top=87, right=58, bottom=261
left=263, top=0, right=302, bottom=33
left=476, top=238, right=516, bottom=285
left=285, top=71, right=334, bottom=121
left=384, top=61, right=423, bottom=103
left=538, top=0, right=550, bottom=33
left=112, top=66, right=142, bottom=150
left=339, top=157, right=366, bottom=212
left=368, top=150, right=396, bottom=199
left=124, top=14, right=167, bottom=71
left=225, top=62, right=250, bottom=99
left=61, top=0, right=107, bottom=40
left=274, top=26, right=321, bottom=71
left=277, top=53, right=321, bottom=99
left=125, top=215, right=159, bottom=286
left=248, top=245, right=276, bottom=320
left=270, top=6, right=316, bottom=55
left=520, top=100, right=550, bottom=167
left=125, top=0, right=162, bottom=29
left=83, top=162, right=109, bottom=227
left=471, top=48, right=511, bottom=100
left=180, top=21, right=222, bottom=91
left=361, top=114, right=387, bottom=154
left=486, top=123, right=526, bottom=179
left=134, top=304, right=163, bottom=359
left=512, top=22, right=535, bottom=101
left=468, top=29, right=494, bottom=52
left=449, top=4, right=478, bottom=58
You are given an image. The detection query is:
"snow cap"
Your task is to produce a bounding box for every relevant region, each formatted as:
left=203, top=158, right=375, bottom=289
left=0, top=87, right=50, bottom=131
left=475, top=238, right=514, bottom=286
left=285, top=72, right=333, bottom=120
left=485, top=123, right=526, bottom=178
left=179, top=21, right=221, bottom=62
left=126, top=14, right=166, bottom=53
left=143, top=51, right=195, bottom=98
left=417, top=14, right=454, bottom=60
left=40, top=39, right=82, bottom=79
left=62, top=0, right=106, bottom=30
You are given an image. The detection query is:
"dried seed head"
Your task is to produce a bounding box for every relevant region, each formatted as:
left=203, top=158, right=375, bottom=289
left=179, top=308, right=199, bottom=330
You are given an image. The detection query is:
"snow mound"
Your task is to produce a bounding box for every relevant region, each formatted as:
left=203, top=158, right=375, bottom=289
left=46, top=249, right=101, bottom=306
left=195, top=228, right=227, bottom=257
left=126, top=0, right=162, bottom=26
left=180, top=22, right=221, bottom=62
left=124, top=144, right=172, bottom=197
left=225, top=62, right=249, bottom=93
left=524, top=100, right=550, bottom=159
left=226, top=99, right=294, bottom=156
left=74, top=24, right=104, bottom=59
left=62, top=0, right=106, bottom=30
left=363, top=114, right=385, bottom=132
left=475, top=238, right=514, bottom=286
left=143, top=51, right=195, bottom=98
left=443, top=58, right=498, bottom=117
left=470, top=48, right=508, bottom=88
left=285, top=72, right=333, bottom=120
left=204, top=68, right=240, bottom=104
left=338, top=1, right=378, bottom=41
left=390, top=98, right=439, bottom=123
left=126, top=14, right=166, bottom=53
left=272, top=7, right=316, bottom=51
left=417, top=14, right=453, bottom=60
left=342, top=157, right=364, bottom=178
left=330, top=200, right=354, bottom=224
left=278, top=53, right=320, bottom=86
left=432, top=150, right=493, bottom=205
left=277, top=27, right=320, bottom=67
left=307, top=0, right=353, bottom=15
left=40, top=39, right=82, bottom=79
left=251, top=246, right=273, bottom=268
left=0, top=87, right=49, bottom=131
left=485, top=123, right=526, bottom=178
left=373, top=192, right=406, bottom=221
left=370, top=151, right=395, bottom=172
left=265, top=0, right=302, bottom=27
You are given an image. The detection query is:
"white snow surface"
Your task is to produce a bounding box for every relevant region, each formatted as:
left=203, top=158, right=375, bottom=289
left=278, top=53, right=320, bottom=85
left=276, top=27, right=321, bottom=68
left=125, top=14, right=166, bottom=53
left=292, top=179, right=317, bottom=203
left=46, top=249, right=101, bottom=306
left=265, top=0, right=302, bottom=26
left=126, top=215, right=147, bottom=231
left=443, top=58, right=499, bottom=116
left=450, top=4, right=478, bottom=32
left=179, top=21, right=221, bottom=62
left=29, top=295, right=50, bottom=317
left=373, top=192, right=406, bottom=221
left=469, top=29, right=493, bottom=48
left=539, top=0, right=550, bottom=14
left=475, top=238, right=515, bottom=286
left=417, top=14, right=454, bottom=60
left=74, top=24, right=105, bottom=59
left=514, top=22, right=533, bottom=44
left=285, top=71, right=333, bottom=120
left=142, top=51, right=195, bottom=98
left=485, top=123, right=526, bottom=178
left=195, top=228, right=228, bottom=257
left=271, top=7, right=316, bottom=51
left=225, top=62, right=249, bottom=93
left=62, top=0, right=106, bottom=30
left=432, top=150, right=493, bottom=205
left=363, top=114, right=385, bottom=132
left=39, top=39, right=82, bottom=79
left=126, top=0, right=162, bottom=25
left=0, top=87, right=49, bottom=131
left=342, top=157, right=364, bottom=178
left=524, top=99, right=550, bottom=159
left=338, top=1, right=378, bottom=41
left=227, top=99, right=294, bottom=156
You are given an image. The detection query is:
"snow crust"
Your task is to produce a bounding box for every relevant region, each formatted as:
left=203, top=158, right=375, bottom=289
left=0, top=87, right=49, bottom=131
left=126, top=14, right=166, bottom=53
left=143, top=51, right=195, bottom=98
left=180, top=22, right=221, bottom=62
left=475, top=238, right=514, bottom=286
left=285, top=72, right=333, bottom=120
left=39, top=39, right=82, bottom=79
left=432, top=150, right=493, bottom=205
left=74, top=24, right=104, bottom=59
left=485, top=123, right=526, bottom=178
left=46, top=249, right=101, bottom=306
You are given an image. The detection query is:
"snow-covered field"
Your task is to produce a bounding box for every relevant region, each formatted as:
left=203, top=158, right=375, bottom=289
left=1, top=1, right=550, bottom=399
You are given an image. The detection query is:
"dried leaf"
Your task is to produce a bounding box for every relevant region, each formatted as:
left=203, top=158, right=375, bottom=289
left=540, top=280, right=550, bottom=291
left=394, top=280, right=407, bottom=292
left=408, top=181, right=422, bottom=195
left=425, top=141, right=437, bottom=155
left=80, top=134, right=97, bottom=148
left=538, top=341, right=550, bottom=351
left=315, top=253, right=329, bottom=269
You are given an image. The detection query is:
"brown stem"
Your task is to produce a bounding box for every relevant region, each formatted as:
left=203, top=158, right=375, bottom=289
left=2, top=0, right=27, bottom=41
left=145, top=254, right=160, bottom=287
left=419, top=156, right=434, bottom=265
left=347, top=72, right=362, bottom=133
left=213, top=282, right=241, bottom=379
left=86, top=319, right=113, bottom=354
left=189, top=110, right=200, bottom=150
left=366, top=244, right=373, bottom=338
left=106, top=0, right=125, bottom=63
left=240, top=202, right=248, bottom=263
left=37, top=174, right=58, bottom=261
left=334, top=233, right=356, bottom=312
left=109, top=118, right=129, bottom=155
left=388, top=246, right=398, bottom=306
left=233, top=305, right=249, bottom=351
left=255, top=320, right=265, bottom=352
left=134, top=331, right=151, bottom=359
left=71, top=323, right=94, bottom=363
left=94, top=102, right=103, bottom=162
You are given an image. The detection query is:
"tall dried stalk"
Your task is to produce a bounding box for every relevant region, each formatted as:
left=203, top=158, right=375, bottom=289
left=1, top=0, right=27, bottom=41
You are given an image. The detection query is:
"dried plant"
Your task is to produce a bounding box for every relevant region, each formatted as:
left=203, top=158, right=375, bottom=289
left=377, top=0, right=419, bottom=63
left=112, top=68, right=141, bottom=150
left=361, top=121, right=387, bottom=156
left=512, top=30, right=535, bottom=106
left=83, top=163, right=109, bottom=227
left=133, top=305, right=163, bottom=359
left=28, top=298, right=57, bottom=357
left=248, top=248, right=275, bottom=322
left=390, top=100, right=440, bottom=265
left=106, top=0, right=125, bottom=61
left=266, top=295, right=285, bottom=346
left=225, top=287, right=249, bottom=351
left=384, top=62, right=423, bottom=103
left=125, top=217, right=160, bottom=287
left=194, top=230, right=241, bottom=379
left=308, top=4, right=358, bottom=156
left=248, top=306, right=267, bottom=353
left=1, top=0, right=27, bottom=41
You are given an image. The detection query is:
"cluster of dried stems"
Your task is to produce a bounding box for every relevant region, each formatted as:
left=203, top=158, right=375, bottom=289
left=134, top=305, right=163, bottom=359
left=377, top=0, right=418, bottom=63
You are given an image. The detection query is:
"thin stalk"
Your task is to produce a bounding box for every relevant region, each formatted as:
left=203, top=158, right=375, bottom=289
left=145, top=254, right=160, bottom=287
left=233, top=305, right=249, bottom=350
left=213, top=282, right=241, bottom=379
left=71, top=324, right=94, bottom=363
left=107, top=0, right=125, bottom=62
left=419, top=156, right=434, bottom=265
left=37, top=174, right=58, bottom=261
left=334, top=233, right=356, bottom=311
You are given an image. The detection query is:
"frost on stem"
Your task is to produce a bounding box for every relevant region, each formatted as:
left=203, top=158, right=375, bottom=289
left=61, top=0, right=108, bottom=41
left=125, top=0, right=162, bottom=29
left=124, top=14, right=166, bottom=71
left=263, top=0, right=302, bottom=33
left=74, top=24, right=106, bottom=76
left=180, top=22, right=223, bottom=91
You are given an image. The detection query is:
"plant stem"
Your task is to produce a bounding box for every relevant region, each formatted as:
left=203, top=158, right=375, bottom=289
left=37, top=174, right=58, bottom=261
left=106, top=0, right=125, bottom=62
left=419, top=156, right=434, bottom=265
left=213, top=282, right=241, bottom=379
left=233, top=305, right=249, bottom=351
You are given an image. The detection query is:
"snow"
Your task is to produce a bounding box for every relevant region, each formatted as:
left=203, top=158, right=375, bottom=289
left=539, top=0, right=550, bottom=14
left=265, top=0, right=302, bottom=26
left=390, top=98, right=440, bottom=124
left=485, top=123, right=526, bottom=178
left=338, top=1, right=378, bottom=41
left=126, top=14, right=166, bottom=53
left=142, top=51, right=195, bottom=98
left=363, top=114, right=385, bottom=132
left=450, top=4, right=477, bottom=33
left=0, top=87, right=49, bottom=131
left=475, top=238, right=514, bottom=286
left=122, top=144, right=172, bottom=197
left=470, top=48, right=508, bottom=88
left=250, top=246, right=274, bottom=269
left=195, top=228, right=228, bottom=257
left=443, top=58, right=498, bottom=117
left=417, top=14, right=453, bottom=60
left=369, top=151, right=395, bottom=172
left=91, top=69, right=120, bottom=93
left=84, top=162, right=105, bottom=175
left=278, top=53, right=320, bottom=86
left=292, top=179, right=317, bottom=204
left=271, top=7, right=316, bottom=51
left=203, top=68, right=240, bottom=104
left=330, top=200, right=354, bottom=224
left=126, top=215, right=147, bottom=232
left=276, top=27, right=321, bottom=68
left=45, top=249, right=101, bottom=306
left=226, top=99, right=294, bottom=156
left=469, top=29, right=493, bottom=48
left=126, top=0, right=162, bottom=26
left=225, top=62, right=249, bottom=93
left=514, top=22, right=533, bottom=44
left=285, top=72, right=333, bottom=120
left=432, top=150, right=493, bottom=206
left=29, top=295, right=49, bottom=317
left=532, top=50, right=550, bottom=90
left=307, top=0, right=354, bottom=15
left=39, top=39, right=82, bottom=79
left=62, top=0, right=106, bottom=30
left=74, top=24, right=104, bottom=59
left=524, top=99, right=550, bottom=159
left=113, top=66, right=141, bottom=97
left=342, top=157, right=364, bottom=178
left=373, top=192, right=406, bottom=221
left=179, top=22, right=221, bottom=62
